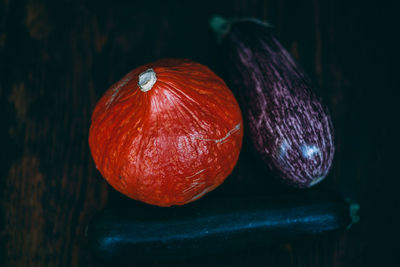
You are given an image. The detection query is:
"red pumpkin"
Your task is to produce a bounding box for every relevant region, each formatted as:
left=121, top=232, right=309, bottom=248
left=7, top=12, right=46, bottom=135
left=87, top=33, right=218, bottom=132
left=89, top=59, right=243, bottom=207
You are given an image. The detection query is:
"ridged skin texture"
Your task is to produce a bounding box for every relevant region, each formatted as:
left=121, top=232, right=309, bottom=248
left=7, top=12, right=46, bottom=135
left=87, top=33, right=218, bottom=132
left=89, top=59, right=243, bottom=206
left=218, top=21, right=334, bottom=188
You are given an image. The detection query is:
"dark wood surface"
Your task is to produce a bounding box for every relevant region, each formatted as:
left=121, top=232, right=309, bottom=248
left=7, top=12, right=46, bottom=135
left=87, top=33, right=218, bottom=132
left=1, top=0, right=398, bottom=266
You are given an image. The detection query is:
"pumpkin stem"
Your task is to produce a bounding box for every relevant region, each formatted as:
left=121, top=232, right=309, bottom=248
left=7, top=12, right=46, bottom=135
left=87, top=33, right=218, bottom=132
left=138, top=68, right=157, bottom=92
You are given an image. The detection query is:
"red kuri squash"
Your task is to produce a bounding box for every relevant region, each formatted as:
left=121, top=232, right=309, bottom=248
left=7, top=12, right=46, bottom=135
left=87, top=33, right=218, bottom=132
left=89, top=59, right=243, bottom=206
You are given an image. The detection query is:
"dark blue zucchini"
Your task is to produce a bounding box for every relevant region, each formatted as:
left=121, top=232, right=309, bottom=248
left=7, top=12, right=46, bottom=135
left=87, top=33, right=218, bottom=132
left=87, top=192, right=359, bottom=263
left=210, top=16, right=335, bottom=188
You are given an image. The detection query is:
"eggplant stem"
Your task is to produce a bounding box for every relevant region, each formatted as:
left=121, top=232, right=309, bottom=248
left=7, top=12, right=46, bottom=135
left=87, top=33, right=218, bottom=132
left=209, top=15, right=274, bottom=44
left=209, top=16, right=230, bottom=44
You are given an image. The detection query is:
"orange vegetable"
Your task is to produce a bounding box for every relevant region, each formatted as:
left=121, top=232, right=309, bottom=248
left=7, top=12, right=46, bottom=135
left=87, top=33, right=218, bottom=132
left=89, top=59, right=243, bottom=206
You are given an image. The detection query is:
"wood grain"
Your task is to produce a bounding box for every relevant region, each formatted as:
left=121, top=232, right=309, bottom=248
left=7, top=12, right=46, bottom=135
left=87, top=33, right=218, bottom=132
left=1, top=0, right=398, bottom=266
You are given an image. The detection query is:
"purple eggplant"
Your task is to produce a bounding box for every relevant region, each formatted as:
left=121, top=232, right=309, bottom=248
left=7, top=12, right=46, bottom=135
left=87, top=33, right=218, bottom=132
left=210, top=16, right=335, bottom=188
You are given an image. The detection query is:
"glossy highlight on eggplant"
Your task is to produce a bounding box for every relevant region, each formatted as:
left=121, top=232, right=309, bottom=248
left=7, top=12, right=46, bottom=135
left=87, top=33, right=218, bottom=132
left=210, top=16, right=335, bottom=188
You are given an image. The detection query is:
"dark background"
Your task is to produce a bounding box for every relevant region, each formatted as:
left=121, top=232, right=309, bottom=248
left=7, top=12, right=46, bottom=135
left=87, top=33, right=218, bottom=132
left=1, top=0, right=398, bottom=266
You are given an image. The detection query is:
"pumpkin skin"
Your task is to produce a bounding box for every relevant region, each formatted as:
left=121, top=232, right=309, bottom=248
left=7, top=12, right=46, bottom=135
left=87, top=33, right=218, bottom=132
left=89, top=59, right=243, bottom=207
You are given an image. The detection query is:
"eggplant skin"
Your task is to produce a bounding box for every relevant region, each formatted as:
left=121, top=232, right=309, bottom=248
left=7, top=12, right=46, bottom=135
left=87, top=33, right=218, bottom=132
left=211, top=17, right=335, bottom=188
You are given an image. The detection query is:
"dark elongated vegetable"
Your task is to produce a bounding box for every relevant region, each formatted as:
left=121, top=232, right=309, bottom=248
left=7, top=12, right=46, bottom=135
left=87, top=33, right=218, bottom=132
left=87, top=192, right=359, bottom=263
left=210, top=16, right=335, bottom=188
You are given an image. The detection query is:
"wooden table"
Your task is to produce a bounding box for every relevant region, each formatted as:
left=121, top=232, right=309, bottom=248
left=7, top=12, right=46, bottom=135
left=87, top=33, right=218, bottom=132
left=1, top=0, right=398, bottom=266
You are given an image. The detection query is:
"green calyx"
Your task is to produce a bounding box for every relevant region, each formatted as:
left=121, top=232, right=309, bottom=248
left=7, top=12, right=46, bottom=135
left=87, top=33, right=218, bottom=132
left=209, top=15, right=274, bottom=44
left=209, top=16, right=230, bottom=44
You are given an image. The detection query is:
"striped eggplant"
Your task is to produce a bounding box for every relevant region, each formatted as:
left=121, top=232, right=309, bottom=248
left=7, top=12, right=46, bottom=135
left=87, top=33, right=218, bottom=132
left=210, top=16, right=335, bottom=188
